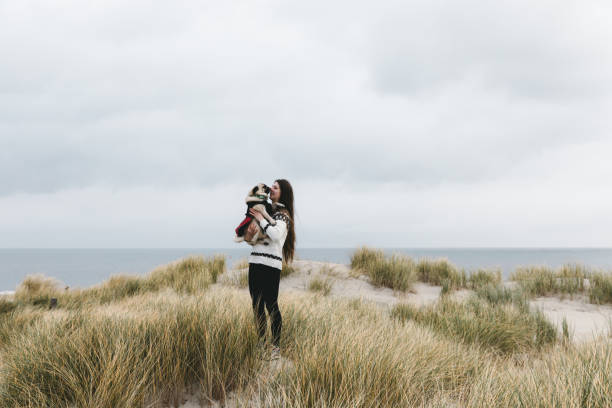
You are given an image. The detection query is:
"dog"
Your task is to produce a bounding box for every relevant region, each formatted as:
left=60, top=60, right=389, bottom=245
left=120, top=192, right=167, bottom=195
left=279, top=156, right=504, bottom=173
left=234, top=183, right=277, bottom=245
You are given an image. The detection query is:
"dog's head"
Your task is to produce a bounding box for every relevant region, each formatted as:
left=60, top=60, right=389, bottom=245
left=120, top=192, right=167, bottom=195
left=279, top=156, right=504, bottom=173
left=246, top=183, right=270, bottom=202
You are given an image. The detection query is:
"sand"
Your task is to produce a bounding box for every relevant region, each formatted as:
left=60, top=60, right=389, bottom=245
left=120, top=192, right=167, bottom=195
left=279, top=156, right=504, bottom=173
left=229, top=259, right=612, bottom=342
left=218, top=259, right=612, bottom=345
left=531, top=296, right=612, bottom=341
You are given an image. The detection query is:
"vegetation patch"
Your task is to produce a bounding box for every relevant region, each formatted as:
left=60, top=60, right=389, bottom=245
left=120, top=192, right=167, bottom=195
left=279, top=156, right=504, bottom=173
left=467, top=268, right=502, bottom=289
left=0, top=299, right=17, bottom=315
left=417, top=257, right=466, bottom=289
left=13, top=256, right=226, bottom=310
left=467, top=340, right=612, bottom=407
left=232, top=258, right=249, bottom=270
left=474, top=284, right=529, bottom=312
left=2, top=254, right=612, bottom=407
left=391, top=296, right=557, bottom=355
left=510, top=264, right=612, bottom=305
left=0, top=290, right=259, bottom=408
left=510, top=264, right=589, bottom=297
left=308, top=277, right=333, bottom=295
left=222, top=269, right=249, bottom=289
left=589, top=272, right=612, bottom=304
left=258, top=294, right=486, bottom=407
left=350, top=247, right=417, bottom=291
left=281, top=262, right=296, bottom=279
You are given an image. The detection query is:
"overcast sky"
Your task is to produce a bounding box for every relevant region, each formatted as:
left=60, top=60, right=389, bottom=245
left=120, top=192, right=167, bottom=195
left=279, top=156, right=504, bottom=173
left=1, top=0, right=611, bottom=248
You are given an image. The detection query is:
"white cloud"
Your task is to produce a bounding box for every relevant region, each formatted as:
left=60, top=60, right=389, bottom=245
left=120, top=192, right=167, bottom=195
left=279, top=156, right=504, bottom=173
left=0, top=0, right=611, bottom=246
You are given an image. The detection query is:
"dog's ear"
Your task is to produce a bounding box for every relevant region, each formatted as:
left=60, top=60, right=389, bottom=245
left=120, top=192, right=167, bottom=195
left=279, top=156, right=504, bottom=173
left=264, top=185, right=270, bottom=194
left=251, top=186, right=258, bottom=196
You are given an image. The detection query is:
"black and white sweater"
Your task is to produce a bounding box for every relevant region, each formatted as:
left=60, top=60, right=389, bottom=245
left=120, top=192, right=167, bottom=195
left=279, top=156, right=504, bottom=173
left=248, top=205, right=291, bottom=270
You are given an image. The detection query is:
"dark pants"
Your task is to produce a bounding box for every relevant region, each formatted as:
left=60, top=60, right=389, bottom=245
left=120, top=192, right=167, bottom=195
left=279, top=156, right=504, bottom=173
left=248, top=262, right=282, bottom=347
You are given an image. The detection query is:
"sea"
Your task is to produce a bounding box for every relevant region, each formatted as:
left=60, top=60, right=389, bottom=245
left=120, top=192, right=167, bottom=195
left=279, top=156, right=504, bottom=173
left=1, top=248, right=612, bottom=293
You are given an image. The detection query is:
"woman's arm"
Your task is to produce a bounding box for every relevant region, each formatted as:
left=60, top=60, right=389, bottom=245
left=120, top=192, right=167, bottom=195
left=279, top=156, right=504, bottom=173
left=249, top=209, right=289, bottom=242
left=257, top=218, right=286, bottom=242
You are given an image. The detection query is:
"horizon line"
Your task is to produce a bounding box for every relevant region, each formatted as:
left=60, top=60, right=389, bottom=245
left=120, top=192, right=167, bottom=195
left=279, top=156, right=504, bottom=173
left=1, top=246, right=612, bottom=250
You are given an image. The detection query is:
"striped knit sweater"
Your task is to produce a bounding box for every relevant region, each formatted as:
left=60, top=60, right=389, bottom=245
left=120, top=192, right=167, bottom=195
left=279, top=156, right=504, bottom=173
left=248, top=203, right=291, bottom=270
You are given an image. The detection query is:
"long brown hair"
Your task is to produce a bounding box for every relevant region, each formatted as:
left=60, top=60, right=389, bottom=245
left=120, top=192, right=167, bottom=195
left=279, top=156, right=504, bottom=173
left=275, top=179, right=295, bottom=263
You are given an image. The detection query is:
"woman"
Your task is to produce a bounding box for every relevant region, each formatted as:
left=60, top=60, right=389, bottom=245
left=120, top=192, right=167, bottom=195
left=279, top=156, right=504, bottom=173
left=246, top=179, right=295, bottom=360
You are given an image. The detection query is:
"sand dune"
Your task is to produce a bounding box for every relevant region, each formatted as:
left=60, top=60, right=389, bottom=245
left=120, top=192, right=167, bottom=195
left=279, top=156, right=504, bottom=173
left=228, top=259, right=612, bottom=342
left=170, top=260, right=612, bottom=407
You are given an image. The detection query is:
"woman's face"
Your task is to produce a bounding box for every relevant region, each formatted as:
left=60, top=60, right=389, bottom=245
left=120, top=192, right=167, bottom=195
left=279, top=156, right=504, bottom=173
left=270, top=181, right=281, bottom=203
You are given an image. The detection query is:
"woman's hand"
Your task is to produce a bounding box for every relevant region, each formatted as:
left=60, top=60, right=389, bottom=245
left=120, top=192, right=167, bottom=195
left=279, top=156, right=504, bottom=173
left=249, top=208, right=264, bottom=222
left=244, top=221, right=259, bottom=241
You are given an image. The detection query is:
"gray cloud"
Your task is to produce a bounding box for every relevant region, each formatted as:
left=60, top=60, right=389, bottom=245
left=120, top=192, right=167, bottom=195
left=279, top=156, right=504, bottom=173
left=365, top=0, right=612, bottom=99
left=0, top=0, right=611, bottom=245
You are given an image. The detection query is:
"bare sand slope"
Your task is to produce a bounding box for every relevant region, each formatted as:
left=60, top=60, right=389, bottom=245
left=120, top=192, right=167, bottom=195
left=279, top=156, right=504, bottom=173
left=223, top=259, right=612, bottom=342
left=281, top=260, right=442, bottom=307
left=531, top=296, right=612, bottom=342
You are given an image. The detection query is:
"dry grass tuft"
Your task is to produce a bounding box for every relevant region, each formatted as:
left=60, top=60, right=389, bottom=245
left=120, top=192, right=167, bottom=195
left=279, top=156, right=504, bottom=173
left=510, top=264, right=589, bottom=297
left=417, top=257, right=466, bottom=289
left=350, top=247, right=418, bottom=291
left=392, top=295, right=557, bottom=355
left=589, top=272, right=612, bottom=304
left=13, top=256, right=226, bottom=310
left=308, top=277, right=333, bottom=295
left=0, top=290, right=259, bottom=407
left=233, top=258, right=249, bottom=270
left=281, top=262, right=296, bottom=279
left=467, top=340, right=612, bottom=407
left=14, top=274, right=64, bottom=306
left=510, top=263, right=612, bottom=305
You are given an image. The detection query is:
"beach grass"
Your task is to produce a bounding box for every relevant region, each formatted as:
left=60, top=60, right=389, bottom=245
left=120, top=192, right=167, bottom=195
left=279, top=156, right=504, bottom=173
left=350, top=247, right=418, bottom=291
left=466, top=340, right=612, bottom=407
left=474, top=284, right=529, bottom=312
left=0, top=308, right=45, bottom=348
left=467, top=268, right=502, bottom=289
left=391, top=295, right=556, bottom=355
left=0, top=289, right=260, bottom=407
left=1, top=254, right=612, bottom=407
left=0, top=298, right=17, bottom=315
left=13, top=256, right=226, bottom=310
left=589, top=272, right=612, bottom=304
left=307, top=276, right=333, bottom=295
left=253, top=294, right=487, bottom=407
left=510, top=263, right=612, bottom=305
left=510, top=264, right=589, bottom=297
left=232, top=258, right=249, bottom=270
left=351, top=247, right=502, bottom=293
left=222, top=269, right=249, bottom=289
left=417, top=257, right=467, bottom=289
left=281, top=262, right=296, bottom=279
left=350, top=246, right=385, bottom=271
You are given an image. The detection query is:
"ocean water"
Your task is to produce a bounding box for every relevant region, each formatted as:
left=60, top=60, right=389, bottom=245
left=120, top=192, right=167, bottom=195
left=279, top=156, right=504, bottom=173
left=1, top=248, right=611, bottom=292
